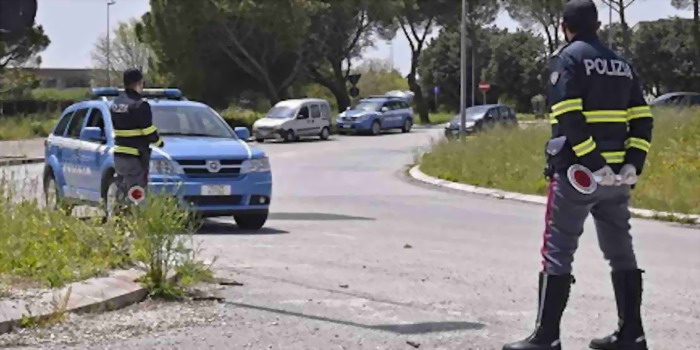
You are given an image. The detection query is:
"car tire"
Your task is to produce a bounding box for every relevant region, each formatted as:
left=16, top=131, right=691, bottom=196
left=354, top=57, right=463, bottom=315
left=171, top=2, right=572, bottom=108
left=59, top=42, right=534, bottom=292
left=234, top=210, right=268, bottom=230
left=44, top=171, right=72, bottom=214
left=319, top=127, right=330, bottom=140
left=102, top=171, right=120, bottom=221
left=401, top=119, right=413, bottom=133
left=284, top=130, right=296, bottom=143
left=370, top=121, right=381, bottom=136
left=256, top=138, right=265, bottom=143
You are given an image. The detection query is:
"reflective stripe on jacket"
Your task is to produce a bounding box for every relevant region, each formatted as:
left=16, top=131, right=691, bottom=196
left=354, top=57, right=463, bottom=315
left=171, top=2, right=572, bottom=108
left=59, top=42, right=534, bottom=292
left=547, top=33, right=653, bottom=174
left=111, top=89, right=163, bottom=156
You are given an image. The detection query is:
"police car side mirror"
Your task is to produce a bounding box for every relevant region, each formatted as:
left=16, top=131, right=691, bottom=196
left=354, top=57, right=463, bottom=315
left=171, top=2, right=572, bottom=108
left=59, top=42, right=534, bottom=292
left=234, top=127, right=251, bottom=140
left=380, top=106, right=389, bottom=113
left=80, top=127, right=105, bottom=143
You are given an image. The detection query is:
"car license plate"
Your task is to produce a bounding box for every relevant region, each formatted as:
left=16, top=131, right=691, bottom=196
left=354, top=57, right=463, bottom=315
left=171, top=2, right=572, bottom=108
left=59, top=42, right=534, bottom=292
left=201, top=185, right=231, bottom=196
left=340, top=124, right=351, bottom=129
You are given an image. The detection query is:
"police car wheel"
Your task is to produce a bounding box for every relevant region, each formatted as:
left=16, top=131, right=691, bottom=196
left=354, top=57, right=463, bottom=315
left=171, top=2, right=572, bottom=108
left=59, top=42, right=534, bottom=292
left=370, top=121, right=381, bottom=136
left=401, top=119, right=412, bottom=133
left=44, top=172, right=73, bottom=214
left=256, top=138, right=265, bottom=143
left=234, top=210, right=268, bottom=230
left=103, top=175, right=120, bottom=220
left=319, top=127, right=330, bottom=140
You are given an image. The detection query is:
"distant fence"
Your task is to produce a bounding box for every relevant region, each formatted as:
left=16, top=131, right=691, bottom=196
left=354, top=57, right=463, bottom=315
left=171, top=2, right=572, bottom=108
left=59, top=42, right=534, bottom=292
left=0, top=100, right=76, bottom=117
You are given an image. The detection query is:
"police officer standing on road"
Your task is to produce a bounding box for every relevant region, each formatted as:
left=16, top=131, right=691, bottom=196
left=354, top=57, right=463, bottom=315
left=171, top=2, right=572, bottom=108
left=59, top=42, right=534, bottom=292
left=503, top=1, right=653, bottom=350
left=111, top=69, right=163, bottom=205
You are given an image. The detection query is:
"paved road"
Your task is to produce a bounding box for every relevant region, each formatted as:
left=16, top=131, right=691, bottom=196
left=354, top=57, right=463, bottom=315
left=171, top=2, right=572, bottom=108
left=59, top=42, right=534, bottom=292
left=4, top=129, right=699, bottom=349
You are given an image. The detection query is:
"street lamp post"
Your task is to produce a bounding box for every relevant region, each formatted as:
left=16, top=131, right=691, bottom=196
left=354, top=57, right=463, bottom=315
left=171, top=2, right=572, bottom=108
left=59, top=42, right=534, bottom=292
left=459, top=0, right=468, bottom=136
left=106, top=0, right=116, bottom=86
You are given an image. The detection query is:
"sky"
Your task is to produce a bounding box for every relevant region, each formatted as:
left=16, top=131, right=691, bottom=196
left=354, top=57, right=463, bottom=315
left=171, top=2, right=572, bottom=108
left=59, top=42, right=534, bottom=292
left=36, top=0, right=694, bottom=75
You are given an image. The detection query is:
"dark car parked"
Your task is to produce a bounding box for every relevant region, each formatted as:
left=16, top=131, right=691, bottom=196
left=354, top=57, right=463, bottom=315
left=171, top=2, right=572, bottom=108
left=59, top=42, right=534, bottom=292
left=444, top=104, right=517, bottom=137
left=651, top=92, right=700, bottom=107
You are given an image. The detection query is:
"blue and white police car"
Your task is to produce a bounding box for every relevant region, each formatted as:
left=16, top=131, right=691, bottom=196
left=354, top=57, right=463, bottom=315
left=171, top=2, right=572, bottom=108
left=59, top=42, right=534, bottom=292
left=336, top=96, right=413, bottom=135
left=43, top=88, right=272, bottom=230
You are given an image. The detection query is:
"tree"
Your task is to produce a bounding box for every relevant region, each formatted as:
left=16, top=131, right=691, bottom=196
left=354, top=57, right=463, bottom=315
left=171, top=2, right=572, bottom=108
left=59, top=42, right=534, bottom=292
left=140, top=0, right=312, bottom=106
left=419, top=25, right=545, bottom=112
left=600, top=0, right=641, bottom=58
left=632, top=17, right=699, bottom=94
left=354, top=59, right=409, bottom=98
left=671, top=0, right=700, bottom=66
left=503, top=0, right=565, bottom=55
left=92, top=19, right=152, bottom=86
left=390, top=0, right=496, bottom=123
left=0, top=25, right=48, bottom=71
left=484, top=29, right=547, bottom=111
left=207, top=0, right=320, bottom=104
left=305, top=1, right=391, bottom=112
left=599, top=22, right=625, bottom=51
left=0, top=0, right=48, bottom=92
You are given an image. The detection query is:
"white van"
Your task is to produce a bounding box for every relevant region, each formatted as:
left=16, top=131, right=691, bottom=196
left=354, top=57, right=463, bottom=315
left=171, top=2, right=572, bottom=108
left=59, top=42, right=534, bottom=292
left=253, top=99, right=332, bottom=142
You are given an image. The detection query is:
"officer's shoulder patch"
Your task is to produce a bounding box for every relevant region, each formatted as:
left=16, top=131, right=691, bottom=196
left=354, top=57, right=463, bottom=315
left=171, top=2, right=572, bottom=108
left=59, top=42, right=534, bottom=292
left=550, top=71, right=560, bottom=86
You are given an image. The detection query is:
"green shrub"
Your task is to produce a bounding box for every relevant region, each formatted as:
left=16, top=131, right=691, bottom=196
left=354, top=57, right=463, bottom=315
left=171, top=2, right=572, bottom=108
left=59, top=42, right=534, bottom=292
left=219, top=105, right=265, bottom=130
left=420, top=107, right=700, bottom=215
left=29, top=88, right=89, bottom=102
left=0, top=113, right=57, bottom=140
left=122, top=194, right=203, bottom=299
left=0, top=179, right=131, bottom=288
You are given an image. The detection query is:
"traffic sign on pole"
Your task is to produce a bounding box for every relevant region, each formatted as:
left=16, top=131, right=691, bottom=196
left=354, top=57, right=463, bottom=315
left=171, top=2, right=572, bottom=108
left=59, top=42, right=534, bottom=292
left=347, top=74, right=362, bottom=86
left=479, top=81, right=490, bottom=92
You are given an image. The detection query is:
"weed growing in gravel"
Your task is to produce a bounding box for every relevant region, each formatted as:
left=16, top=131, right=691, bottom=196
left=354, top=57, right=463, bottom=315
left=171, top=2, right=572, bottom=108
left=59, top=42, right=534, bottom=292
left=122, top=194, right=207, bottom=299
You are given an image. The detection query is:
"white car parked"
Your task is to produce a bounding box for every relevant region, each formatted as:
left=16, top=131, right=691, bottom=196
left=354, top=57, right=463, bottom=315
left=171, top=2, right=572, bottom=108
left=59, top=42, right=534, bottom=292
left=253, top=99, right=332, bottom=142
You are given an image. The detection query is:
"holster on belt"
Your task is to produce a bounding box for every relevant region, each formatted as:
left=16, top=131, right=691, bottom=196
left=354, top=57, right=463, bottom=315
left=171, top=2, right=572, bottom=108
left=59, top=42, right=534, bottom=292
left=543, top=136, right=576, bottom=178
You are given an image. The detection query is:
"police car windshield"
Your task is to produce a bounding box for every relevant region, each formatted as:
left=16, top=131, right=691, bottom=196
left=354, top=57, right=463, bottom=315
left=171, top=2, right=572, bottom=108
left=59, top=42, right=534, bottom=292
left=353, top=101, right=383, bottom=112
left=152, top=105, right=234, bottom=138
left=266, top=106, right=296, bottom=119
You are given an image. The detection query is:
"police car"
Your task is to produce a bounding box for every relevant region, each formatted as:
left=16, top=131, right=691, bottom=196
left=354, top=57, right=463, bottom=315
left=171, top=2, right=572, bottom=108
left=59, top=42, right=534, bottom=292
left=43, top=88, right=272, bottom=230
left=336, top=96, right=413, bottom=135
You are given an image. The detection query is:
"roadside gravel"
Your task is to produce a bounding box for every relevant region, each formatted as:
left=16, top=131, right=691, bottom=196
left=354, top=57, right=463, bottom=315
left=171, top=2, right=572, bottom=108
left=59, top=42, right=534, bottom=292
left=0, top=299, right=225, bottom=349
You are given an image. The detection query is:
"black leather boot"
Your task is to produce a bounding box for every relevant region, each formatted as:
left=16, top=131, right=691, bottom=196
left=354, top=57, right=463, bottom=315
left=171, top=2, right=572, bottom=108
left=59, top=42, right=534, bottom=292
left=589, top=269, right=648, bottom=350
left=503, top=272, right=574, bottom=350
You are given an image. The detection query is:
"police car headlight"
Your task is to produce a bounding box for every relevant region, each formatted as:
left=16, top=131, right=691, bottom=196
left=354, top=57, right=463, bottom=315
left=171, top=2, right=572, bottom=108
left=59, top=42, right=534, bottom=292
left=241, top=157, right=271, bottom=173
left=150, top=159, right=178, bottom=175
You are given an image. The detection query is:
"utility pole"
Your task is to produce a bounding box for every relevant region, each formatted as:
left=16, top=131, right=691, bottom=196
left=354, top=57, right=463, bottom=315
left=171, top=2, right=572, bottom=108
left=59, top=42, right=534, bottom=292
left=459, top=0, right=468, bottom=136
left=608, top=1, right=613, bottom=48
left=107, top=0, right=116, bottom=86
left=471, top=36, right=475, bottom=107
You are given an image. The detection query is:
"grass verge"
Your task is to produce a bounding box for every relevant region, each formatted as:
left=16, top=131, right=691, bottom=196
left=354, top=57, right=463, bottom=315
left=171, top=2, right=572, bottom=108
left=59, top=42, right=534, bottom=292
left=0, top=184, right=131, bottom=288
left=420, top=108, right=700, bottom=216
left=1, top=176, right=212, bottom=300
left=0, top=113, right=57, bottom=141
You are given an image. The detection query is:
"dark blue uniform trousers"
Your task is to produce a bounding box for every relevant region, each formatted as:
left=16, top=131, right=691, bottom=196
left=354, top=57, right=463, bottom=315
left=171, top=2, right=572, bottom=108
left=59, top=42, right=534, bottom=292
left=541, top=173, right=639, bottom=275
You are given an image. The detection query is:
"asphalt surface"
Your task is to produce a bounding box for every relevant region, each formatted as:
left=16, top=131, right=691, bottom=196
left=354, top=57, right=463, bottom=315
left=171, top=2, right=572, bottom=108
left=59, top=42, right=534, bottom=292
left=2, top=128, right=699, bottom=349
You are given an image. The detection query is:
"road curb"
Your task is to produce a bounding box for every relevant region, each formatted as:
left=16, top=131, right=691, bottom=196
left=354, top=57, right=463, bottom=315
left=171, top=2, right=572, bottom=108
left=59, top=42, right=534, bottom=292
left=0, top=269, right=148, bottom=335
left=0, top=157, right=44, bottom=167
left=409, top=165, right=700, bottom=224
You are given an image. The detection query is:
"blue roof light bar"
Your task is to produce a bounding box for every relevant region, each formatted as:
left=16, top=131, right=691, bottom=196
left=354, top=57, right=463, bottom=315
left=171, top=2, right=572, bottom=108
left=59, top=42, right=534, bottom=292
left=91, top=88, right=184, bottom=100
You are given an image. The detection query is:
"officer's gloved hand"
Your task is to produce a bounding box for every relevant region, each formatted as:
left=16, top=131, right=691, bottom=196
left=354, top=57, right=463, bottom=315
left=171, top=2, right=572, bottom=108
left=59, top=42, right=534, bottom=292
left=618, top=164, right=638, bottom=185
left=593, top=165, right=617, bottom=186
